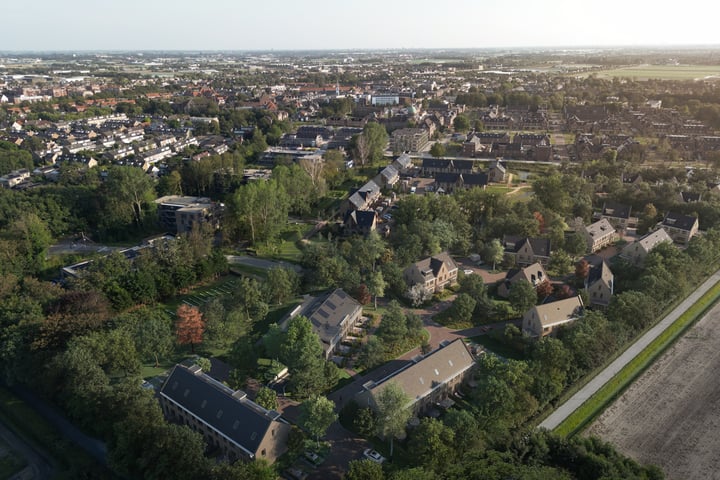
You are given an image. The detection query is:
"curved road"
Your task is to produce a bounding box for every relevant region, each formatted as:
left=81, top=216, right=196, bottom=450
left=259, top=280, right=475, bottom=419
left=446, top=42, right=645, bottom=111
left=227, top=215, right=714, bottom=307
left=0, top=419, right=54, bottom=480
left=540, top=269, right=720, bottom=431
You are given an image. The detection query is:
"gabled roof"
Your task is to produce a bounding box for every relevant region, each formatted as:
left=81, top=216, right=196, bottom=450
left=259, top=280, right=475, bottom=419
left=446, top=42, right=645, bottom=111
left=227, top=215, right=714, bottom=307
left=461, top=173, right=488, bottom=186
left=601, top=201, right=632, bottom=219
left=502, top=235, right=551, bottom=257
left=634, top=229, right=673, bottom=252
left=304, top=288, right=362, bottom=349
left=585, top=218, right=615, bottom=238
left=346, top=209, right=377, bottom=229
left=452, top=159, right=474, bottom=171
left=584, top=255, right=613, bottom=286
left=662, top=212, right=698, bottom=231
left=409, top=252, right=458, bottom=279
left=433, top=172, right=458, bottom=185
left=422, top=158, right=452, bottom=169
left=680, top=191, right=701, bottom=203
left=506, top=262, right=547, bottom=285
left=363, top=339, right=474, bottom=409
left=528, top=296, right=584, bottom=329
left=160, top=365, right=284, bottom=457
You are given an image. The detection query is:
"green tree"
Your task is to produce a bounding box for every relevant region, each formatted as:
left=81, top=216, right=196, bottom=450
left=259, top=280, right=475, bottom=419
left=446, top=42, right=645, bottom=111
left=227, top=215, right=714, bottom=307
left=508, top=280, right=537, bottom=314
left=483, top=238, right=505, bottom=270
left=229, top=178, right=289, bottom=244
left=298, top=395, right=338, bottom=447
left=550, top=249, right=573, bottom=275
left=448, top=293, right=476, bottom=324
left=353, top=407, right=377, bottom=437
left=565, top=231, right=588, bottom=256
left=362, top=122, right=389, bottom=164
left=255, top=386, right=279, bottom=411
left=453, top=114, right=471, bottom=132
left=346, top=459, right=385, bottom=480
left=429, top=142, right=446, bottom=158
left=407, top=417, right=455, bottom=472
left=102, top=166, right=156, bottom=229
left=358, top=336, right=386, bottom=370
left=376, top=301, right=408, bottom=350
left=280, top=316, right=327, bottom=397
left=265, top=267, right=299, bottom=305
left=375, top=382, right=411, bottom=457
left=366, top=270, right=386, bottom=310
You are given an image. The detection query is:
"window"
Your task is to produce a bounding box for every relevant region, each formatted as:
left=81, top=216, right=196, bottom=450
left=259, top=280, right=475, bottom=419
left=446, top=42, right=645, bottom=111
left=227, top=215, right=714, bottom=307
left=216, top=410, right=223, bottom=419
left=261, top=449, right=266, bottom=457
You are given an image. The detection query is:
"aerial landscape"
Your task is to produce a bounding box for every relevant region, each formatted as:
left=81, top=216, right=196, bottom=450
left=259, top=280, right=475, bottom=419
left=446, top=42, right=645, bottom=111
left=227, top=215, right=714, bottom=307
left=3, top=1, right=720, bottom=479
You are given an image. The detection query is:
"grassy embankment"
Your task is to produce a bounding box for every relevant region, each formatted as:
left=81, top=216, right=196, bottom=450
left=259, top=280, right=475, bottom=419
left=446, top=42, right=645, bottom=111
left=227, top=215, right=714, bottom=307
left=554, top=280, right=720, bottom=437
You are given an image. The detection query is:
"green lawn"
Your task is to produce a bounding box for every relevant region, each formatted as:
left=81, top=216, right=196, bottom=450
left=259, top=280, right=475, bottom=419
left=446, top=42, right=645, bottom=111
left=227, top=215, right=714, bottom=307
left=160, top=275, right=241, bottom=313
left=554, top=280, right=720, bottom=437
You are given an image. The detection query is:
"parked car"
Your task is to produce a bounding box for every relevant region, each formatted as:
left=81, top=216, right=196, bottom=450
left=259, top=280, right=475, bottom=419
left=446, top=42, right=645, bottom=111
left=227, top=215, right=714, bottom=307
left=283, top=467, right=308, bottom=480
left=363, top=448, right=386, bottom=464
left=463, top=269, right=474, bottom=275
left=304, top=451, right=323, bottom=466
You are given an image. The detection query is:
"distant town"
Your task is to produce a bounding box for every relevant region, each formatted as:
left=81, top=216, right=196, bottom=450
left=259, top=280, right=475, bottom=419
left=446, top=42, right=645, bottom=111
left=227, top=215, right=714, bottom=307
left=1, top=48, right=720, bottom=480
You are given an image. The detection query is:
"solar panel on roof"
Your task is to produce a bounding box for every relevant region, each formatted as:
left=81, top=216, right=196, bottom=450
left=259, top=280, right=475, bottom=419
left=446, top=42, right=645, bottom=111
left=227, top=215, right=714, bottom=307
left=317, top=309, right=330, bottom=319
left=326, top=300, right=337, bottom=310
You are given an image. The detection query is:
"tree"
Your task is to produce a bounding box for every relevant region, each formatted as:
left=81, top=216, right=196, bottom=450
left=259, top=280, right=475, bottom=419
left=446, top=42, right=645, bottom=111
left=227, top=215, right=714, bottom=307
left=298, top=395, right=337, bottom=447
left=229, top=178, right=289, bottom=244
left=565, top=231, right=588, bottom=256
left=575, top=259, right=590, bottom=285
left=127, top=308, right=174, bottom=367
left=405, top=283, right=431, bottom=307
left=375, top=382, right=411, bottom=457
left=453, top=114, right=470, bottom=132
left=103, top=166, right=156, bottom=229
left=366, top=271, right=386, bottom=310
left=447, top=293, right=476, bottom=325
left=550, top=249, right=573, bottom=275
left=264, top=267, right=298, bottom=305
left=483, top=238, right=504, bottom=270
left=346, top=459, right=385, bottom=480
left=536, top=280, right=554, bottom=301
left=508, top=280, right=537, bottom=314
left=354, top=407, right=377, bottom=437
left=362, top=122, right=389, bottom=164
left=176, top=304, right=204, bottom=353
left=255, top=386, right=279, bottom=411
left=280, top=316, right=327, bottom=397
left=376, top=301, right=408, bottom=350
left=407, top=417, right=455, bottom=472
left=429, top=142, right=446, bottom=158
left=358, top=336, right=386, bottom=370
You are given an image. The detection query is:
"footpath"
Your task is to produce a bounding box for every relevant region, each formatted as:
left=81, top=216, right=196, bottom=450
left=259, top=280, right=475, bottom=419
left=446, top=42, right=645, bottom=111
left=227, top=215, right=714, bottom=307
left=540, top=269, right=720, bottom=430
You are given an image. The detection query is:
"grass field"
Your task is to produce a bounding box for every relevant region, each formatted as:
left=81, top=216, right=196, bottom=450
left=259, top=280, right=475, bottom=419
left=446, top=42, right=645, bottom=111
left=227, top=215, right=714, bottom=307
left=553, top=279, right=720, bottom=437
left=591, top=64, right=720, bottom=80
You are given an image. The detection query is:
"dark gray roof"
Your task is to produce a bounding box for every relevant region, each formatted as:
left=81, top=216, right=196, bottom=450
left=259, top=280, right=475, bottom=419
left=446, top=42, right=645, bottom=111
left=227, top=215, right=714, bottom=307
left=422, top=158, right=452, bottom=169
left=461, top=173, right=488, bottom=186
left=160, top=365, right=282, bottom=456
left=452, top=159, right=474, bottom=171
left=680, top=191, right=701, bottom=203
left=602, top=201, right=632, bottom=219
left=662, top=212, right=698, bottom=231
left=502, top=235, right=551, bottom=257
left=435, top=172, right=460, bottom=183
left=300, top=289, right=362, bottom=350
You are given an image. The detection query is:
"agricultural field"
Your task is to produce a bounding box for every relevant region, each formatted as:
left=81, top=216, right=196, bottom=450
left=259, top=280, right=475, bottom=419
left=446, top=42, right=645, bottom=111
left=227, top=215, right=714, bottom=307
left=590, top=64, right=720, bottom=80
left=586, top=300, right=720, bottom=480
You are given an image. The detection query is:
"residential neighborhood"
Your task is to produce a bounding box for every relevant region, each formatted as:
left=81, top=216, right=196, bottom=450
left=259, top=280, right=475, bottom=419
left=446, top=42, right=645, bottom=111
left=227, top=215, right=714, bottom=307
left=2, top=39, right=720, bottom=480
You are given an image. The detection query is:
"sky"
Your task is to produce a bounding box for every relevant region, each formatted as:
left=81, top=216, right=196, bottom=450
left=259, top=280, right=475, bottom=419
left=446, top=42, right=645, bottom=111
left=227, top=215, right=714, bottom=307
left=3, top=0, right=720, bottom=52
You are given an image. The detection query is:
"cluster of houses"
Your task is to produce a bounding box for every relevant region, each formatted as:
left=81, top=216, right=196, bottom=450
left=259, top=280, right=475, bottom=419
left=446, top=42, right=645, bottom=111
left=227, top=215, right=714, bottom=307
left=420, top=157, right=507, bottom=193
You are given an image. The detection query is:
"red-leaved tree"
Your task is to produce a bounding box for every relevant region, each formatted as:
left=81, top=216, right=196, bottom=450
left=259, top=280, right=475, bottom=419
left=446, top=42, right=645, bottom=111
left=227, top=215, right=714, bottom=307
left=176, top=304, right=204, bottom=353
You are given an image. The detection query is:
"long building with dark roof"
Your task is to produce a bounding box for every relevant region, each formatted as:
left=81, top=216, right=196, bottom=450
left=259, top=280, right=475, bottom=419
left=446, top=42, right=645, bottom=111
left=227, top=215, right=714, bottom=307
left=159, top=365, right=291, bottom=463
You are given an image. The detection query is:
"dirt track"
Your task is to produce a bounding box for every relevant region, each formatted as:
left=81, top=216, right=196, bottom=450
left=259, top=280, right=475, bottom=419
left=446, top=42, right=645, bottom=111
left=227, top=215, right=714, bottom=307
left=587, top=301, right=720, bottom=480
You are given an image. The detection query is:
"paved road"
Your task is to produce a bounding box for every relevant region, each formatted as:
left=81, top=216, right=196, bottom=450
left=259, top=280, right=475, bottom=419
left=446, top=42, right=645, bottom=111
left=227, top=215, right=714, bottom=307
left=10, top=385, right=107, bottom=465
left=540, top=269, right=720, bottom=430
left=0, top=418, right=54, bottom=480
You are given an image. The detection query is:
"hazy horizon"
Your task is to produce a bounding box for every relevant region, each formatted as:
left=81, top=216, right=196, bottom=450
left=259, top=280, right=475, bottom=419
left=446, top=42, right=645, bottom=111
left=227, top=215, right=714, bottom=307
left=4, top=0, right=720, bottom=52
